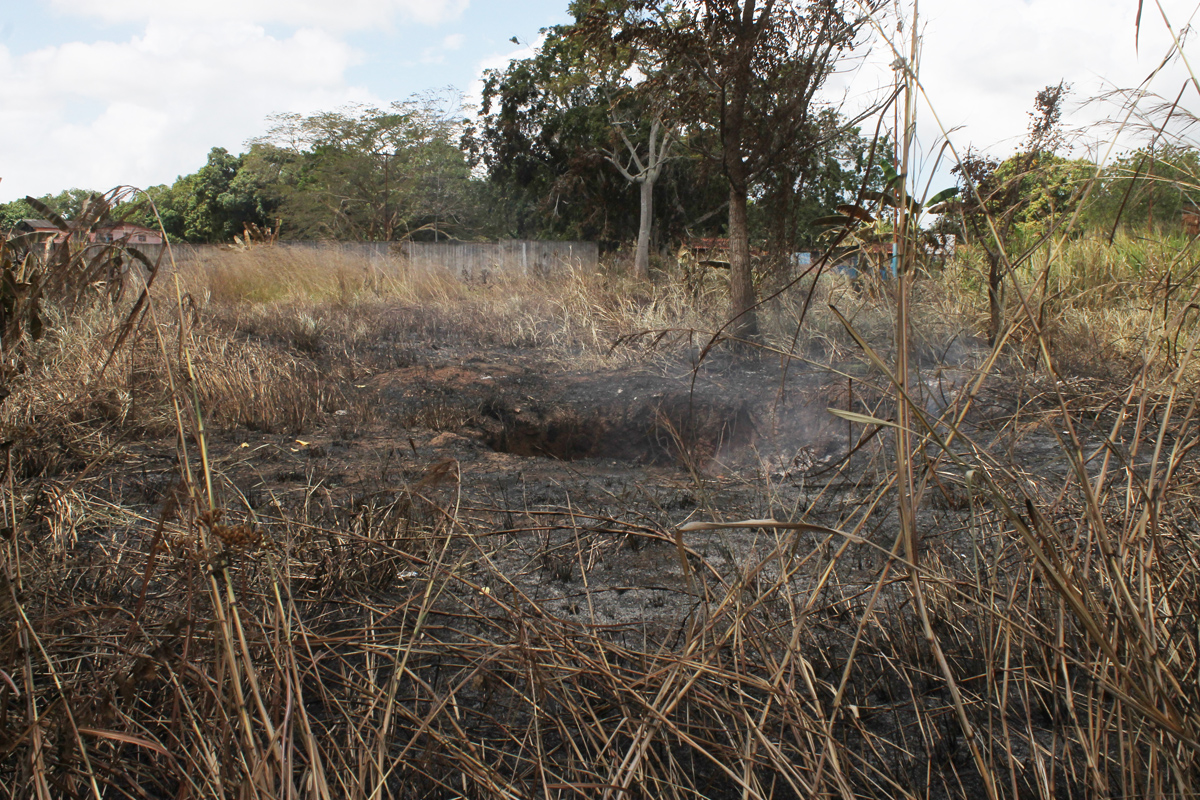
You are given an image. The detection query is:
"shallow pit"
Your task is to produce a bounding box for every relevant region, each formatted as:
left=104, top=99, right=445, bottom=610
left=482, top=392, right=755, bottom=465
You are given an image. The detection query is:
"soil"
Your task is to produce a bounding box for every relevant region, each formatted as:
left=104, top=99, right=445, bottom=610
left=47, top=316, right=1131, bottom=798
left=178, top=325, right=1085, bottom=626
left=114, top=321, right=1121, bottom=629
left=189, top=342, right=860, bottom=621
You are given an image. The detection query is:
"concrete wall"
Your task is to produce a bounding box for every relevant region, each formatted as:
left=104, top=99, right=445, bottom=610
left=190, top=240, right=601, bottom=279
left=398, top=240, right=598, bottom=279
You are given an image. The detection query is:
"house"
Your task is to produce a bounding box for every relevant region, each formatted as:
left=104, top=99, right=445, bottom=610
left=13, top=218, right=63, bottom=238
left=12, top=218, right=164, bottom=258
left=12, top=218, right=66, bottom=256
left=91, top=222, right=164, bottom=246
left=12, top=218, right=162, bottom=246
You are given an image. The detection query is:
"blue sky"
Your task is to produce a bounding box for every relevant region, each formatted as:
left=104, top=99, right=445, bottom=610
left=0, top=1, right=1195, bottom=203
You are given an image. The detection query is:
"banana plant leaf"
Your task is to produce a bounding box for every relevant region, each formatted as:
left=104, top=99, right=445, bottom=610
left=926, top=186, right=960, bottom=206
left=25, top=197, right=69, bottom=232
left=812, top=214, right=860, bottom=228
left=835, top=204, right=875, bottom=223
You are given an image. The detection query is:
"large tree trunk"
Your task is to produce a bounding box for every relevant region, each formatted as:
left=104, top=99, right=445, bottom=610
left=634, top=178, right=653, bottom=280
left=728, top=184, right=758, bottom=339
left=721, top=0, right=760, bottom=341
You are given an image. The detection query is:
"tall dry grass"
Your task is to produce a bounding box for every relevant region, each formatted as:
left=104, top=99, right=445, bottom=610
left=174, top=244, right=747, bottom=366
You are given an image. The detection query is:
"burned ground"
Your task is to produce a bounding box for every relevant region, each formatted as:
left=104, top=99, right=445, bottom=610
left=3, top=258, right=1197, bottom=800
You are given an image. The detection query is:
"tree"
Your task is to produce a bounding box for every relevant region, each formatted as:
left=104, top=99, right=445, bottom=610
left=578, top=0, right=876, bottom=338
left=754, top=110, right=888, bottom=253
left=131, top=149, right=276, bottom=243
left=1084, top=143, right=1200, bottom=235
left=568, top=21, right=681, bottom=279
left=477, top=28, right=645, bottom=243
left=600, top=93, right=678, bottom=279
left=251, top=93, right=477, bottom=241
left=992, top=153, right=1092, bottom=234
left=953, top=82, right=1080, bottom=344
left=186, top=147, right=275, bottom=242
left=609, top=112, right=676, bottom=277
left=0, top=189, right=101, bottom=232
left=31, top=189, right=99, bottom=221
left=0, top=198, right=41, bottom=232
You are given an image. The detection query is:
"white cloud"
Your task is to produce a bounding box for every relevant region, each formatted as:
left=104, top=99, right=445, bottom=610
left=421, top=32, right=469, bottom=63
left=913, top=1, right=1129, bottom=149
left=821, top=0, right=1199, bottom=192
left=0, top=0, right=476, bottom=200
left=0, top=20, right=372, bottom=199
left=5, top=0, right=1198, bottom=204
left=48, top=0, right=469, bottom=30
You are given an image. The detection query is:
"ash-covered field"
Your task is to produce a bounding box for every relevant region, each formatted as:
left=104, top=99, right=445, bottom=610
left=6, top=263, right=1195, bottom=800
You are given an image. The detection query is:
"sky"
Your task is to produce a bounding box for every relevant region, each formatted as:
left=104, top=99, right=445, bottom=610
left=0, top=0, right=1197, bottom=204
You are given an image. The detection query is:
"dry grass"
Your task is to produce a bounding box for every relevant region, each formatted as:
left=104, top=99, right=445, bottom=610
left=184, top=245, right=795, bottom=349
left=1, top=233, right=1197, bottom=798
left=171, top=243, right=956, bottom=379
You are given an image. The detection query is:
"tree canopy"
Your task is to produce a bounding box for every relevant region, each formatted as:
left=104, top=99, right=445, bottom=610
left=574, top=0, right=880, bottom=335
left=2, top=2, right=892, bottom=281
left=1084, top=143, right=1200, bottom=234
left=0, top=189, right=101, bottom=232
left=245, top=95, right=476, bottom=241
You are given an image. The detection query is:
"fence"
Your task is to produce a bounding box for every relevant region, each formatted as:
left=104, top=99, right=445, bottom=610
left=397, top=240, right=598, bottom=279
left=118, top=243, right=168, bottom=264
left=168, top=240, right=598, bottom=280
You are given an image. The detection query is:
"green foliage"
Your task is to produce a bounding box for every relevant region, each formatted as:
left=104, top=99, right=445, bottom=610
left=946, top=84, right=1084, bottom=250
left=1083, top=144, right=1200, bottom=233
left=809, top=155, right=959, bottom=267
left=0, top=199, right=38, bottom=233
left=950, top=148, right=1092, bottom=249
left=477, top=25, right=651, bottom=242
left=183, top=148, right=274, bottom=242
left=118, top=94, right=481, bottom=244
left=993, top=152, right=1093, bottom=235
left=126, top=149, right=275, bottom=243
left=576, top=0, right=877, bottom=338
left=134, top=183, right=188, bottom=240
left=251, top=93, right=477, bottom=241
left=35, top=188, right=100, bottom=221
left=478, top=13, right=875, bottom=251
left=756, top=115, right=892, bottom=250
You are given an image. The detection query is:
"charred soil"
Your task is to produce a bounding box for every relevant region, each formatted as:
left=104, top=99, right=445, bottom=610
left=4, top=284, right=1193, bottom=800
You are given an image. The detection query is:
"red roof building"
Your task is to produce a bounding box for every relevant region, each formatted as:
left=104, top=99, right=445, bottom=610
left=91, top=223, right=164, bottom=246
left=13, top=219, right=163, bottom=246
